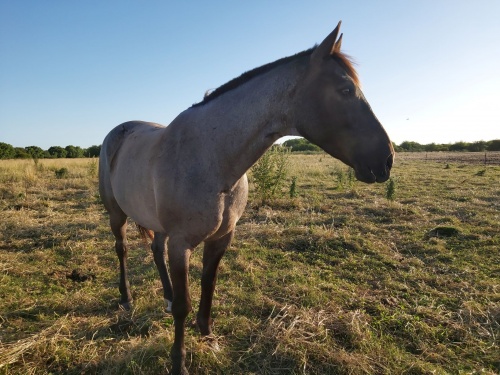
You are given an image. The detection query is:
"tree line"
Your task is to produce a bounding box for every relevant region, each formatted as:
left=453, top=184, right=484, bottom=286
left=0, top=143, right=101, bottom=159
left=282, top=138, right=500, bottom=153
left=1, top=138, right=499, bottom=159
left=393, top=140, right=500, bottom=152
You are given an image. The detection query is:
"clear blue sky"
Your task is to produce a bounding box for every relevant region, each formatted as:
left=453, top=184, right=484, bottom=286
left=1, top=1, right=499, bottom=149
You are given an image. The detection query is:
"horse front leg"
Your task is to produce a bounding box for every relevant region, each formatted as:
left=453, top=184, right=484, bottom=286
left=110, top=213, right=133, bottom=310
left=168, top=237, right=193, bottom=375
left=197, top=231, right=234, bottom=336
left=151, top=233, right=174, bottom=312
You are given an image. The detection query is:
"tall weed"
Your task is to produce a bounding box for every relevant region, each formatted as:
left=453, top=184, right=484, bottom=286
left=289, top=176, right=298, bottom=198
left=251, top=146, right=290, bottom=205
left=334, top=166, right=356, bottom=191
left=386, top=177, right=397, bottom=201
left=87, top=158, right=98, bottom=178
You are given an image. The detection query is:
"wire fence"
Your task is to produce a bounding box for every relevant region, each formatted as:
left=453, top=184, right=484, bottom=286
left=396, top=151, right=500, bottom=165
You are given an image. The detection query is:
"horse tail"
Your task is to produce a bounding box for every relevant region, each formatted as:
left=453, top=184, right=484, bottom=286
left=136, top=223, right=154, bottom=245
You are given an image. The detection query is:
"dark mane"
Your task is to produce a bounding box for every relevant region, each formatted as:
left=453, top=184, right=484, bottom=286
left=192, top=47, right=315, bottom=107
left=192, top=46, right=359, bottom=107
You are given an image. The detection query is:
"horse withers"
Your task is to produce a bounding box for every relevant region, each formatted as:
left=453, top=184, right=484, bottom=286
left=99, top=21, right=394, bottom=375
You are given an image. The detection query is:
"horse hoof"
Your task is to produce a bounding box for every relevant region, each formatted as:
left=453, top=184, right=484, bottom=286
left=201, top=334, right=221, bottom=352
left=171, top=365, right=189, bottom=375
left=119, top=301, right=133, bottom=311
left=165, top=298, right=172, bottom=313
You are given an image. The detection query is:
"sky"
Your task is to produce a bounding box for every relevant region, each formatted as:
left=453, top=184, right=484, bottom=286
left=1, top=1, right=499, bottom=149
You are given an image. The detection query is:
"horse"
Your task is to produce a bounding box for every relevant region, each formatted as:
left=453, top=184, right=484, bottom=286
left=99, top=21, right=394, bottom=375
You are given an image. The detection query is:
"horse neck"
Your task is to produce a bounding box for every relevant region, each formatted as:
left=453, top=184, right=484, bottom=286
left=191, top=58, right=307, bottom=183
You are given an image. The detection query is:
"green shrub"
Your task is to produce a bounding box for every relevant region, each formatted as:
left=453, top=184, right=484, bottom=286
left=334, top=167, right=355, bottom=191
left=289, top=176, right=298, bottom=198
left=251, top=146, right=290, bottom=204
left=87, top=159, right=98, bottom=178
left=386, top=177, right=397, bottom=201
left=55, top=168, right=69, bottom=179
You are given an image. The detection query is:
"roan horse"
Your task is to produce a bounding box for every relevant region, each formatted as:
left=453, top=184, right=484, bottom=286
left=99, top=22, right=394, bottom=375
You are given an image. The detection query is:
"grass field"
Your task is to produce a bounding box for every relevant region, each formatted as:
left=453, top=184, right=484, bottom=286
left=0, top=153, right=499, bottom=374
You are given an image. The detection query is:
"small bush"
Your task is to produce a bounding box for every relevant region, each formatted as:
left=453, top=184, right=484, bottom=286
left=251, top=146, right=290, bottom=204
left=428, top=226, right=460, bottom=237
left=334, top=167, right=355, bottom=191
left=55, top=168, right=69, bottom=179
left=386, top=177, right=397, bottom=201
left=32, top=158, right=45, bottom=173
left=87, top=159, right=98, bottom=178
left=289, top=176, right=297, bottom=198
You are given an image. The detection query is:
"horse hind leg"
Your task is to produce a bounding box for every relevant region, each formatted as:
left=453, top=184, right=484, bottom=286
left=151, top=232, right=174, bottom=312
left=109, top=211, right=133, bottom=310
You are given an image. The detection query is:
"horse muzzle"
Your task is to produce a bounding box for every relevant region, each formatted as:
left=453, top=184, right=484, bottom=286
left=354, top=152, right=394, bottom=183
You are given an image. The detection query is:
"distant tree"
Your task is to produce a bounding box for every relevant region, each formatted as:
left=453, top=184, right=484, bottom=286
left=25, top=146, right=45, bottom=159
left=0, top=142, right=15, bottom=159
left=423, top=143, right=448, bottom=152
left=84, top=145, right=101, bottom=157
left=392, top=142, right=402, bottom=152
left=424, top=143, right=438, bottom=152
left=449, top=141, right=469, bottom=151
left=48, top=146, right=67, bottom=158
left=467, top=141, right=487, bottom=152
left=487, top=139, right=500, bottom=151
left=14, top=147, right=30, bottom=159
left=283, top=138, right=321, bottom=152
left=65, top=145, right=84, bottom=158
left=399, top=141, right=424, bottom=152
left=424, top=144, right=434, bottom=152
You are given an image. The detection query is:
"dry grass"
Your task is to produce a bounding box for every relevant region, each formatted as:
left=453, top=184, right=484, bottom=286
left=0, top=155, right=499, bottom=374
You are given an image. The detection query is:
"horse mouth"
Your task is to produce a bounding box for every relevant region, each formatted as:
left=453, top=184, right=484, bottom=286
left=354, top=158, right=392, bottom=183
left=354, top=168, right=377, bottom=183
left=355, top=169, right=389, bottom=183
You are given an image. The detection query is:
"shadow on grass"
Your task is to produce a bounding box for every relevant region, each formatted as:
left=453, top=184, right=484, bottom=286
left=1, top=221, right=99, bottom=253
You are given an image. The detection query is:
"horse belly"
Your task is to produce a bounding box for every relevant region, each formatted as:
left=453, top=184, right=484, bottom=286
left=110, top=162, right=165, bottom=232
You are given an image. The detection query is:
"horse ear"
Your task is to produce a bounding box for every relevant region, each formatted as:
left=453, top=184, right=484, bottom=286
left=311, top=21, right=342, bottom=62
left=331, top=33, right=343, bottom=53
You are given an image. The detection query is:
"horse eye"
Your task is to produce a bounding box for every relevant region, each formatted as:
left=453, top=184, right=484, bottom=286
left=341, top=88, right=351, bottom=96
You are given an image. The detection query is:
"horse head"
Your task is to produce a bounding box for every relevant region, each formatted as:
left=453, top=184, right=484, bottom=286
left=295, top=21, right=394, bottom=183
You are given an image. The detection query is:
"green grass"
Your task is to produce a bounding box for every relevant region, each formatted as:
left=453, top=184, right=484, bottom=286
left=0, top=155, right=499, bottom=374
